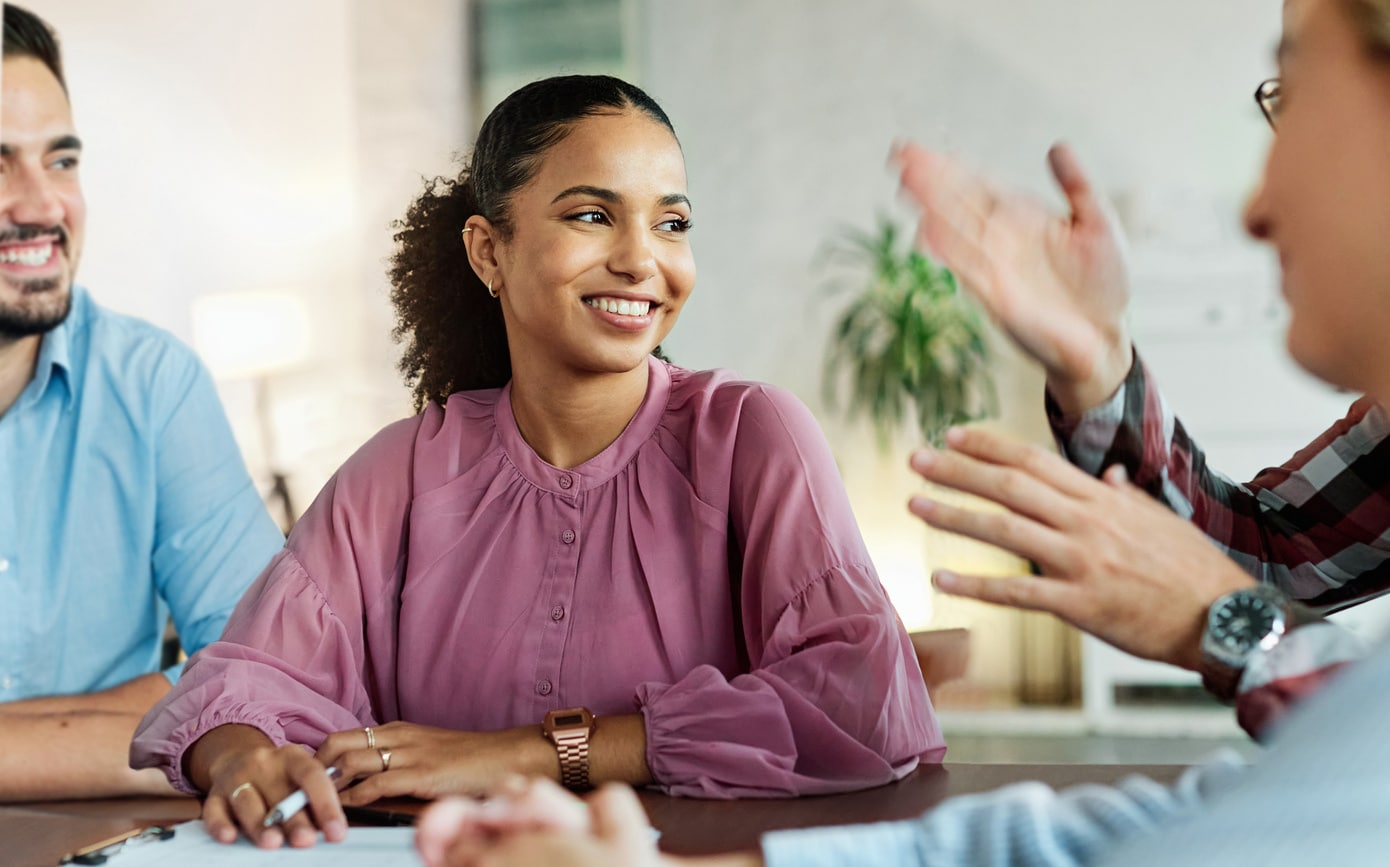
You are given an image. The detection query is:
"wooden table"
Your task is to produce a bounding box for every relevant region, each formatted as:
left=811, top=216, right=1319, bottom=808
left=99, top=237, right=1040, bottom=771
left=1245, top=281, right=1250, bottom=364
left=4, top=763, right=1186, bottom=866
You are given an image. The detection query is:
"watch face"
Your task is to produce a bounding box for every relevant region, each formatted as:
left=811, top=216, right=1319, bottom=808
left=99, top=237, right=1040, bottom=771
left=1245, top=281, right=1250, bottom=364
left=1210, top=593, right=1280, bottom=655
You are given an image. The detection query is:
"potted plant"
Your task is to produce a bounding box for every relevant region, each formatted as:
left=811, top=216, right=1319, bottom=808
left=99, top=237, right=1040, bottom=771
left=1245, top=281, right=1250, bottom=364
left=821, top=216, right=997, bottom=447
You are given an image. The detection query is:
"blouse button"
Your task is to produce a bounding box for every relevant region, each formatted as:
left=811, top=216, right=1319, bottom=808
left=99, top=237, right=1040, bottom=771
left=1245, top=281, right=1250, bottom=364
left=535, top=679, right=553, bottom=696
left=561, top=529, right=576, bottom=544
left=551, top=605, right=566, bottom=621
left=558, top=474, right=573, bottom=490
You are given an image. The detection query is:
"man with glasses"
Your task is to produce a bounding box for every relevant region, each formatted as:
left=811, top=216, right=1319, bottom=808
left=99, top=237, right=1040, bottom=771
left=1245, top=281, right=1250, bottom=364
left=409, top=0, right=1390, bottom=864
left=0, top=4, right=282, bottom=799
left=893, top=33, right=1385, bottom=745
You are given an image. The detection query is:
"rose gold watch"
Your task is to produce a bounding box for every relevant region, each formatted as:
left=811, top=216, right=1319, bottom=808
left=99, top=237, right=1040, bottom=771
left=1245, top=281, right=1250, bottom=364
left=542, top=707, right=596, bottom=791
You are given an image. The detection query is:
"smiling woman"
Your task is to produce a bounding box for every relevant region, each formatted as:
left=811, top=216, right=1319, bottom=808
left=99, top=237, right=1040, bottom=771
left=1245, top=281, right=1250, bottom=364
left=131, top=74, right=943, bottom=849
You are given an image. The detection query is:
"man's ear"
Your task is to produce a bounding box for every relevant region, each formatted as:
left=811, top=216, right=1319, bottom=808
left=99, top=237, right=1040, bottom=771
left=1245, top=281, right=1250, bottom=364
left=462, top=216, right=503, bottom=289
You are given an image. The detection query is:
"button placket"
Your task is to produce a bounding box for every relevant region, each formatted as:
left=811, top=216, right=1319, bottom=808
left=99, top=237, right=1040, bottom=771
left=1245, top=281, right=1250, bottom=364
left=534, top=492, right=582, bottom=712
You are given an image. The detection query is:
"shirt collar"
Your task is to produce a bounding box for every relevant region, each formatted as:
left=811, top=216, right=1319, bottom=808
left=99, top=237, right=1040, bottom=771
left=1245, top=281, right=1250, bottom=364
left=23, top=289, right=78, bottom=411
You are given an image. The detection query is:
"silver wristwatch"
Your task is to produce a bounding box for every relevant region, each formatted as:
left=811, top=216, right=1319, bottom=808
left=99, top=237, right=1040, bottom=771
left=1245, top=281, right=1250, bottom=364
left=1200, top=584, right=1317, bottom=701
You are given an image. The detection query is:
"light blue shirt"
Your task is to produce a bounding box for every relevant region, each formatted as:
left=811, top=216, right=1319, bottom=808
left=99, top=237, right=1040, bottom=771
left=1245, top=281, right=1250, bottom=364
left=763, top=629, right=1390, bottom=866
left=0, top=286, right=283, bottom=700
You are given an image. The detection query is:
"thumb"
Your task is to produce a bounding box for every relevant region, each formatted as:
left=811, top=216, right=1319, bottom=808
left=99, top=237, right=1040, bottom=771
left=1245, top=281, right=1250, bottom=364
left=588, top=784, right=654, bottom=849
left=1047, top=142, right=1104, bottom=228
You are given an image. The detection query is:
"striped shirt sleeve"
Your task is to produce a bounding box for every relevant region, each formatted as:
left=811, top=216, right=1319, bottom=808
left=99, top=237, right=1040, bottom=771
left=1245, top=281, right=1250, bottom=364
left=1047, top=352, right=1390, bottom=734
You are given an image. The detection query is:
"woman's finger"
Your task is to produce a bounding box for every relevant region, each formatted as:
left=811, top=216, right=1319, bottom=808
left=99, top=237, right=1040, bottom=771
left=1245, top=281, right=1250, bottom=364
left=315, top=725, right=377, bottom=770
left=339, top=764, right=429, bottom=806
left=200, top=794, right=239, bottom=845
left=281, top=759, right=348, bottom=844
left=223, top=780, right=283, bottom=849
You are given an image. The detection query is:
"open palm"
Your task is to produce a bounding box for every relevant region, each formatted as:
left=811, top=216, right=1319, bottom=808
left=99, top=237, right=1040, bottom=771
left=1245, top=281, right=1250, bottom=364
left=894, top=142, right=1132, bottom=411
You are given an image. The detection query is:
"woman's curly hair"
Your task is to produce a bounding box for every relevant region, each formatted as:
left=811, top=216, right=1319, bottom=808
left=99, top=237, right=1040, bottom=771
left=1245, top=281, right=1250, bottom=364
left=389, top=74, right=676, bottom=411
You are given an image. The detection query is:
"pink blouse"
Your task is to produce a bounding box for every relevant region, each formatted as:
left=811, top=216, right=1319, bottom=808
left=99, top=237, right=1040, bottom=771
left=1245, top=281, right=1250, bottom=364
left=131, top=357, right=944, bottom=797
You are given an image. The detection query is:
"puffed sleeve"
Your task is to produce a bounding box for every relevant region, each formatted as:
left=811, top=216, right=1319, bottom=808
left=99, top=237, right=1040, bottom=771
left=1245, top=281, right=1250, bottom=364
left=638, top=384, right=943, bottom=797
left=130, top=415, right=423, bottom=794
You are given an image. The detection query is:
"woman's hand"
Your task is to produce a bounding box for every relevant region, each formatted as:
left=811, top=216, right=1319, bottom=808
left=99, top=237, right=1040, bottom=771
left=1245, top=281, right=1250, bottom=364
left=190, top=724, right=348, bottom=849
left=908, top=427, right=1256, bottom=671
left=316, top=721, right=555, bottom=806
left=891, top=141, right=1133, bottom=416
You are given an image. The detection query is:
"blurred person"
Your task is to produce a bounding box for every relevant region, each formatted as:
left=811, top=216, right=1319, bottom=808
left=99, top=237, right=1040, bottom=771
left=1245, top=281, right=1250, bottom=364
left=406, top=0, right=1390, bottom=864
left=0, top=3, right=282, bottom=800
left=131, top=73, right=940, bottom=849
left=896, top=0, right=1390, bottom=739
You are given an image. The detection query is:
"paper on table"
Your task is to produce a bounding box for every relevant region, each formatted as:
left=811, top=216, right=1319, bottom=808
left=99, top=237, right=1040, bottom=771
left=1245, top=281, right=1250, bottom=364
left=94, top=820, right=421, bottom=865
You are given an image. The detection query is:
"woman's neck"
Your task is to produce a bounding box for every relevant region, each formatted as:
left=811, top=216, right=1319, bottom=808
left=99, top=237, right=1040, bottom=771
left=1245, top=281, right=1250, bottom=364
left=507, top=359, right=652, bottom=470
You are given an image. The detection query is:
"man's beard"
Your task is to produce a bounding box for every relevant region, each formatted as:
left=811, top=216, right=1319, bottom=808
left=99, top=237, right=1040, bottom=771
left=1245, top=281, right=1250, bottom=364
left=0, top=278, right=72, bottom=339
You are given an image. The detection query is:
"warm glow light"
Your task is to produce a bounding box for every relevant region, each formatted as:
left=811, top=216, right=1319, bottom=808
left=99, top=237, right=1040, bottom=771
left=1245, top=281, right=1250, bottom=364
left=192, top=291, right=312, bottom=380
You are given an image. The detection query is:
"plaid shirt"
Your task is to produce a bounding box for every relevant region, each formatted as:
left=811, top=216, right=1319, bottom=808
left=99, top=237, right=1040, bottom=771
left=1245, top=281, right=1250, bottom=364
left=1048, top=352, right=1385, bottom=737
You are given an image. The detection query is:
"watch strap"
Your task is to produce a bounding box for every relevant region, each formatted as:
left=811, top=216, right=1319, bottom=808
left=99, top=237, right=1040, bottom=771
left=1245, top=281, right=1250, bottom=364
left=553, top=731, right=592, bottom=791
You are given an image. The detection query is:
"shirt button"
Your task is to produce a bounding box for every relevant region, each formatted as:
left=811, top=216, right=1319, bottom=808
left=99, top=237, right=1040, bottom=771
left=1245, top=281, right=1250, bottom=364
left=561, top=529, right=576, bottom=544
left=0, top=557, right=9, bottom=572
left=558, top=474, right=573, bottom=490
left=535, top=679, right=553, bottom=696
left=0, top=675, right=13, bottom=690
left=551, top=605, right=566, bottom=622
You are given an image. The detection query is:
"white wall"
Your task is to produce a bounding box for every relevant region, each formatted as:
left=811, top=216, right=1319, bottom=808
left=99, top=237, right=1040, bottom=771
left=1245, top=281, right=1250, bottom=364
left=21, top=0, right=466, bottom=509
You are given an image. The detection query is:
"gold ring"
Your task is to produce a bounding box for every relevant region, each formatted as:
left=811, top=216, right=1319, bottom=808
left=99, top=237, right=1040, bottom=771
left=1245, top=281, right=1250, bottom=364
left=378, top=748, right=392, bottom=772
left=230, top=781, right=255, bottom=801
left=364, top=726, right=376, bottom=750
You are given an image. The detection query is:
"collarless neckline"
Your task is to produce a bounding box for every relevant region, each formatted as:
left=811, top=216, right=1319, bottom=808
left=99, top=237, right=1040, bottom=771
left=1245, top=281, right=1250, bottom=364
left=494, top=355, right=671, bottom=493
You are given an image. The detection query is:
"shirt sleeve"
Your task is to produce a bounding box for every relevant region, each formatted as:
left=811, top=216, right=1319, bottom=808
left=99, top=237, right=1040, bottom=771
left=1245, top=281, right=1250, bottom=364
left=637, top=385, right=943, bottom=797
left=147, top=345, right=285, bottom=680
left=1047, top=351, right=1390, bottom=610
left=762, top=753, right=1246, bottom=867
left=131, top=418, right=419, bottom=793
left=1097, top=636, right=1390, bottom=866
left=1233, top=620, right=1367, bottom=739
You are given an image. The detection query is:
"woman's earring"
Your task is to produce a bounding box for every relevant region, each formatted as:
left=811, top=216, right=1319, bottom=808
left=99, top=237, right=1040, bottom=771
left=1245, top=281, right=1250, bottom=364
left=487, top=278, right=499, bottom=299
left=461, top=227, right=474, bottom=241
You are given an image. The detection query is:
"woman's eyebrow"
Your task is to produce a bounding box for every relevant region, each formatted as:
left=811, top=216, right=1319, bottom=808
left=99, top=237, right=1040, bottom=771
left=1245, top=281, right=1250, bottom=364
left=550, top=186, right=691, bottom=210
left=552, top=185, right=620, bottom=204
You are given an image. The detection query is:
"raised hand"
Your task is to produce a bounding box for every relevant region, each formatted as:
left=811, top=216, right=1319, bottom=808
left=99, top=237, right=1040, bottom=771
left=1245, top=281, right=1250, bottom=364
left=907, top=427, right=1255, bottom=670
left=892, top=142, right=1134, bottom=415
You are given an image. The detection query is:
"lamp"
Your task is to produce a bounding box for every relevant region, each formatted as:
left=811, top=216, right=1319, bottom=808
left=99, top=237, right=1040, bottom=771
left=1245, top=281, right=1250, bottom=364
left=192, top=291, right=312, bottom=532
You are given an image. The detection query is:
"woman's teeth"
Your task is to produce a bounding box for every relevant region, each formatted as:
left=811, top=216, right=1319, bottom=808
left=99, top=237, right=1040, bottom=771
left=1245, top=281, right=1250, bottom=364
left=585, top=297, right=651, bottom=317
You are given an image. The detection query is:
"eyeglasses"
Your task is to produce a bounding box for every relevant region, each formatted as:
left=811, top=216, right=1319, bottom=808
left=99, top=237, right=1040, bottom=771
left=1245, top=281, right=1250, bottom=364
left=1255, top=78, right=1282, bottom=129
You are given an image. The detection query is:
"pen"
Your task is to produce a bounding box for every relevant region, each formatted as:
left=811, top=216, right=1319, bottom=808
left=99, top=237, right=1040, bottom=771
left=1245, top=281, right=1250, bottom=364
left=262, top=765, right=344, bottom=828
left=61, top=826, right=175, bottom=864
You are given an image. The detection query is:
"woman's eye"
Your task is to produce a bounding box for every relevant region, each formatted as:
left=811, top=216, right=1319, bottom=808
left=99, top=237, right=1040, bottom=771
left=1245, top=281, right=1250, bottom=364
left=658, top=217, right=693, bottom=233
left=571, top=210, right=609, bottom=225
